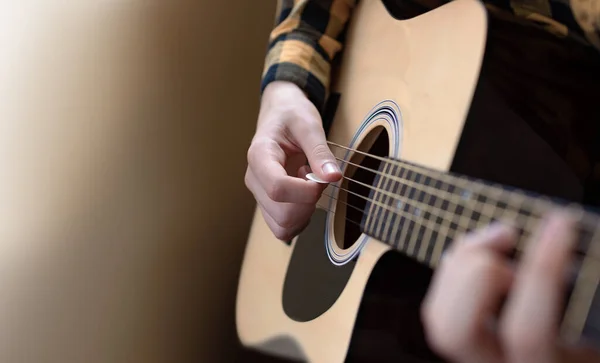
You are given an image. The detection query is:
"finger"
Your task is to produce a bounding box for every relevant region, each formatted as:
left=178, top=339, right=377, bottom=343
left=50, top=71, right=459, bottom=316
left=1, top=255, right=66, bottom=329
left=297, top=164, right=312, bottom=179
left=285, top=153, right=308, bottom=176
left=289, top=119, right=342, bottom=183
left=500, top=211, right=577, bottom=363
left=258, top=203, right=312, bottom=242
left=246, top=168, right=315, bottom=235
left=248, top=138, right=323, bottom=204
left=431, top=223, right=517, bottom=310
left=423, top=229, right=515, bottom=363
left=443, top=223, right=518, bottom=261
left=297, top=164, right=329, bottom=193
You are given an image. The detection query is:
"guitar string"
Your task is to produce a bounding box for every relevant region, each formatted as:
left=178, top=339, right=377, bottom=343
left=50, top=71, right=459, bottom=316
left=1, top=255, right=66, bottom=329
left=315, top=199, right=362, bottom=229
left=325, top=152, right=536, bottom=258
left=323, top=181, right=592, bottom=259
left=316, top=188, right=599, bottom=265
left=327, top=146, right=546, bottom=225
left=330, top=152, right=549, bottom=255
left=325, top=141, right=598, bottom=245
left=325, top=181, right=499, bottom=249
left=308, top=144, right=598, bottom=259
left=330, top=161, right=568, bottom=258
left=327, top=140, right=521, bottom=196
left=327, top=140, right=550, bottom=214
left=315, top=193, right=464, bottom=261
left=309, top=163, right=486, bottom=245
left=334, top=171, right=534, bottom=239
left=333, top=155, right=524, bottom=222
left=327, top=140, right=508, bottom=194
left=322, top=165, right=592, bottom=257
left=321, top=188, right=449, bottom=245
left=327, top=140, right=596, bottom=227
left=332, top=157, right=542, bottom=253
left=318, top=187, right=526, bottom=263
left=315, top=196, right=449, bottom=259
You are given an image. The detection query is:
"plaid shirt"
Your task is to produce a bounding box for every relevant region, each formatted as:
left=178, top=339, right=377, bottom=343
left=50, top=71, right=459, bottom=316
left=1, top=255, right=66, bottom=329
left=261, top=0, right=600, bottom=113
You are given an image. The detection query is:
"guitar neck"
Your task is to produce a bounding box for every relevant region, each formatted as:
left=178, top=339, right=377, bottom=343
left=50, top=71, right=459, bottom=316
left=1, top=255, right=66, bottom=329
left=358, top=156, right=600, bottom=342
left=360, top=156, right=598, bottom=268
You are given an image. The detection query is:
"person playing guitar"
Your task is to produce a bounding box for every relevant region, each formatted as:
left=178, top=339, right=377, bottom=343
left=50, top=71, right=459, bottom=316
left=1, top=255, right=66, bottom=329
left=244, top=1, right=600, bottom=361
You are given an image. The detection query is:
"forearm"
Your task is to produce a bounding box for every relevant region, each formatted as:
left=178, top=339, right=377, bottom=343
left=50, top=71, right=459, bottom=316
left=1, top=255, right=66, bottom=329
left=261, top=0, right=356, bottom=112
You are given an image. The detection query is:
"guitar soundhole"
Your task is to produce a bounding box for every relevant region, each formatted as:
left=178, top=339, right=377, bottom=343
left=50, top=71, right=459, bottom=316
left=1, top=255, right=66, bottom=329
left=335, top=126, right=389, bottom=250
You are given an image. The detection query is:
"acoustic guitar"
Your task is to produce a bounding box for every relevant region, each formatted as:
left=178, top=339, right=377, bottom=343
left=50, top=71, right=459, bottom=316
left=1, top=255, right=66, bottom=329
left=236, top=0, right=600, bottom=361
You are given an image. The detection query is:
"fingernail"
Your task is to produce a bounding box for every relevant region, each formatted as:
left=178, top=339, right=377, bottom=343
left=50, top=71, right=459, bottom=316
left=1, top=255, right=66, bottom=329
left=322, top=162, right=340, bottom=175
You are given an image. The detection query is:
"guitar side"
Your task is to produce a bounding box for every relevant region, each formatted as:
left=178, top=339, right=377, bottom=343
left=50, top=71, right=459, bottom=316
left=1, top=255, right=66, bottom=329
left=235, top=1, right=488, bottom=362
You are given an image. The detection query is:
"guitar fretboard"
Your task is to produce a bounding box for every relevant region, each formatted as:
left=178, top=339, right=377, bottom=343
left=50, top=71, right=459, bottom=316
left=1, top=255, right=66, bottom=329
left=358, top=156, right=600, bottom=344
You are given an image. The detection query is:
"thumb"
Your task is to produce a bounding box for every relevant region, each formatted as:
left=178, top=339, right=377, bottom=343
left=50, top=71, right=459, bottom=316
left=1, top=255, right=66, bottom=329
left=292, top=121, right=342, bottom=183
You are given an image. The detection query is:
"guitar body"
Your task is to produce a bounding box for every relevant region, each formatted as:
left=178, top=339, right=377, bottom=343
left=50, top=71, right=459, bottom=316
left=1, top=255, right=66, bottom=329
left=237, top=1, right=485, bottom=361
left=237, top=0, right=600, bottom=361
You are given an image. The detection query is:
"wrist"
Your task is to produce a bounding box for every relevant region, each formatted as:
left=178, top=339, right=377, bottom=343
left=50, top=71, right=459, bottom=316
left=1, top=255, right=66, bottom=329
left=263, top=80, right=308, bottom=98
left=261, top=81, right=311, bottom=108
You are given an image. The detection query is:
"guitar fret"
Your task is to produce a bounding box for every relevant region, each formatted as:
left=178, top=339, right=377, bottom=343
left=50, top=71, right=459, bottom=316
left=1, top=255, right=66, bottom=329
left=431, top=182, right=461, bottom=267
left=460, top=190, right=478, bottom=232
left=399, top=184, right=408, bottom=198
left=396, top=196, right=413, bottom=248
left=371, top=165, right=494, bottom=240
left=479, top=188, right=500, bottom=224
left=364, top=166, right=384, bottom=234
left=391, top=214, right=406, bottom=249
left=412, top=162, right=536, bottom=229
left=418, top=182, right=446, bottom=262
left=407, top=185, right=434, bottom=255
left=469, top=181, right=493, bottom=225
left=425, top=229, right=440, bottom=263
left=373, top=162, right=393, bottom=237
left=393, top=165, right=464, bottom=218
left=561, top=227, right=600, bottom=342
left=388, top=183, right=404, bottom=247
left=428, top=183, right=484, bottom=260
left=388, top=167, right=406, bottom=248
left=380, top=162, right=401, bottom=243
left=375, top=162, right=394, bottom=239
left=404, top=219, right=418, bottom=253
left=454, top=204, right=469, bottom=231
left=412, top=224, right=428, bottom=260
left=397, top=169, right=419, bottom=250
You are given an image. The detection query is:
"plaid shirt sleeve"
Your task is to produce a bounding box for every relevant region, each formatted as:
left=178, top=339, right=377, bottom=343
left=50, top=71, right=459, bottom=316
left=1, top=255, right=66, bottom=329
left=261, top=0, right=357, bottom=112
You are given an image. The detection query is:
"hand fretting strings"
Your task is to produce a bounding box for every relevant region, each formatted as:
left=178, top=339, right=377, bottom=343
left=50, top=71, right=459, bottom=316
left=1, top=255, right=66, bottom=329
left=317, top=141, right=600, bottom=342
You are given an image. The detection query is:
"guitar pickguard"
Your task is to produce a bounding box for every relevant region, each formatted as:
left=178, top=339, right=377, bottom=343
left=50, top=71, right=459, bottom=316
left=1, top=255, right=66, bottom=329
left=282, top=209, right=357, bottom=322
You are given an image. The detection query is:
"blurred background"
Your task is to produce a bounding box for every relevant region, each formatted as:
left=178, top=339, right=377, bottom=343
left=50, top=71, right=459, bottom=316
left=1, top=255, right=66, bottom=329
left=0, top=1, right=283, bottom=362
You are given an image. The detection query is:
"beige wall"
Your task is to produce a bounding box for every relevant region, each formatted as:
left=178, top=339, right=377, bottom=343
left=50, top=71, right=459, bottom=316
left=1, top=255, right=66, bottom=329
left=0, top=1, right=281, bottom=362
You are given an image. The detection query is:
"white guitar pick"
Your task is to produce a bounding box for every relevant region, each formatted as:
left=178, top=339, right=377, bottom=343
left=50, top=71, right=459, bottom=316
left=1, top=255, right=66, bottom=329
left=306, top=173, right=329, bottom=184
